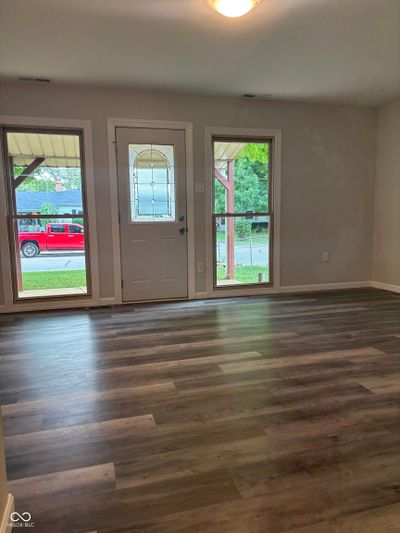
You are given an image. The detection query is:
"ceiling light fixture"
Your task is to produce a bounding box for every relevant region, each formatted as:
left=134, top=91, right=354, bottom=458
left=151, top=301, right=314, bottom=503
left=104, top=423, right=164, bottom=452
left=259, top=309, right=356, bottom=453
left=209, top=0, right=261, bottom=17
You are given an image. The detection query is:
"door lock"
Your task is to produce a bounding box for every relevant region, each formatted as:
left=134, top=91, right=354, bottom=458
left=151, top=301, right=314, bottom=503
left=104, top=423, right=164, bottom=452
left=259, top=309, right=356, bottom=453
left=179, top=215, right=185, bottom=222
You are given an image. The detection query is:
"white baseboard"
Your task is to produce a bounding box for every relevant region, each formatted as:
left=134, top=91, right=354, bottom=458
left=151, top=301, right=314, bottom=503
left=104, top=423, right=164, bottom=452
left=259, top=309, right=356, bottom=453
left=195, top=281, right=372, bottom=300
left=3, top=281, right=398, bottom=313
left=0, top=296, right=121, bottom=314
left=0, top=494, right=14, bottom=533
left=192, top=291, right=210, bottom=300
left=371, top=281, right=400, bottom=294
left=279, top=281, right=372, bottom=294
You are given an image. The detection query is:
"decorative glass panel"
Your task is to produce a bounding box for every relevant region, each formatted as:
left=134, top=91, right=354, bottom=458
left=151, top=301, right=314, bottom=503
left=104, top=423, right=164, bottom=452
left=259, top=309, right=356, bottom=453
left=129, top=144, right=175, bottom=222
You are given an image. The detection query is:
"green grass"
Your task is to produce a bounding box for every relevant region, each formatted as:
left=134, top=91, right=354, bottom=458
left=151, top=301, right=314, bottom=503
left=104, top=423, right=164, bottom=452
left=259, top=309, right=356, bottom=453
left=22, top=270, right=87, bottom=290
left=217, top=266, right=269, bottom=284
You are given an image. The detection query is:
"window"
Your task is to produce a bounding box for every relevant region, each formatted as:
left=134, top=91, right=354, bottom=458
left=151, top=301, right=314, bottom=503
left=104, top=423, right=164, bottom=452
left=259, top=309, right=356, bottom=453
left=213, top=138, right=273, bottom=287
left=50, top=224, right=65, bottom=233
left=4, top=128, right=91, bottom=300
left=69, top=225, right=84, bottom=234
left=128, top=144, right=175, bottom=222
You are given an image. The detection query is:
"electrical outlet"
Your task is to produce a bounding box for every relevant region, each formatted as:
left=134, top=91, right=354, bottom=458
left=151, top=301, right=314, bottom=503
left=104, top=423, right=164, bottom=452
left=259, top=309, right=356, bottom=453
left=197, top=262, right=205, bottom=273
left=322, top=251, right=329, bottom=263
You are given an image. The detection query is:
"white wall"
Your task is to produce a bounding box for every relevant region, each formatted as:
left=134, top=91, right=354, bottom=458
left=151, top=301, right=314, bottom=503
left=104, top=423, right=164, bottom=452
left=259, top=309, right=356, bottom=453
left=373, top=99, right=400, bottom=288
left=0, top=82, right=377, bottom=304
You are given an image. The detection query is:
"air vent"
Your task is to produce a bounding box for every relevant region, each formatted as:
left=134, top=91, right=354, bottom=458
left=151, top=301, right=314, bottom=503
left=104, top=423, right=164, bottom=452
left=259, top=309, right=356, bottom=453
left=242, top=93, right=273, bottom=100
left=18, top=77, right=51, bottom=83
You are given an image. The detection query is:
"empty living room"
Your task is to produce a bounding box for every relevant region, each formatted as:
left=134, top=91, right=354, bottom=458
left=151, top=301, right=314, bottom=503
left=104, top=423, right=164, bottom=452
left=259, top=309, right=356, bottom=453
left=0, top=0, right=400, bottom=531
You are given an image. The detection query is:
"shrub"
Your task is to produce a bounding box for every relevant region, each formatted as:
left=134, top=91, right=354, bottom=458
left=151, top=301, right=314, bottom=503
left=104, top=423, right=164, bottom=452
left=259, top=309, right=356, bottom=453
left=235, top=219, right=252, bottom=238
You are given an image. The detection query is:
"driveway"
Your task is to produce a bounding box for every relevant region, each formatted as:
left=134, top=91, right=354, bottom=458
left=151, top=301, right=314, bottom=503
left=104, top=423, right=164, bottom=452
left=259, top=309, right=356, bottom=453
left=216, top=241, right=269, bottom=266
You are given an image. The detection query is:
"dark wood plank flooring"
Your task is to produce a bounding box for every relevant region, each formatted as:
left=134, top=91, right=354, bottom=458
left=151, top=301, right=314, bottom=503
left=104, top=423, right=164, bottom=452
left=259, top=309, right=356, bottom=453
left=2, top=289, right=400, bottom=532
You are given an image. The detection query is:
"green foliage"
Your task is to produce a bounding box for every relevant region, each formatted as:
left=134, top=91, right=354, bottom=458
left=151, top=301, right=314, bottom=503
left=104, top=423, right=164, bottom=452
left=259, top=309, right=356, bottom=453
left=214, top=179, right=226, bottom=213
left=235, top=219, right=252, bottom=238
left=14, top=166, right=81, bottom=192
left=39, top=201, right=58, bottom=227
left=236, top=143, right=269, bottom=164
left=16, top=172, right=56, bottom=192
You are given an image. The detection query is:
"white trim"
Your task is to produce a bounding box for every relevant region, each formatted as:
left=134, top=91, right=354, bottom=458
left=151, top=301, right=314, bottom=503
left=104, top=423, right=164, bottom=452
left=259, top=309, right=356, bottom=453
left=107, top=118, right=195, bottom=303
left=371, top=280, right=400, bottom=294
left=191, top=281, right=371, bottom=300
left=0, top=115, right=100, bottom=313
left=204, top=127, right=282, bottom=297
left=0, top=494, right=14, bottom=533
left=279, top=281, right=372, bottom=294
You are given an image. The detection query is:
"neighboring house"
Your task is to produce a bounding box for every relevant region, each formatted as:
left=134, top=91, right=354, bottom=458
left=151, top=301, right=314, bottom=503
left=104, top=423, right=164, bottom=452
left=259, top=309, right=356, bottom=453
left=15, top=190, right=83, bottom=231
left=16, top=190, right=83, bottom=216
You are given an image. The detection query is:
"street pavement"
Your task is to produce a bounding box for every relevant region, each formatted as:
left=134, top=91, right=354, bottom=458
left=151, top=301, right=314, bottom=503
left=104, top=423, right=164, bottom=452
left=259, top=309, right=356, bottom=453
left=21, top=253, right=86, bottom=273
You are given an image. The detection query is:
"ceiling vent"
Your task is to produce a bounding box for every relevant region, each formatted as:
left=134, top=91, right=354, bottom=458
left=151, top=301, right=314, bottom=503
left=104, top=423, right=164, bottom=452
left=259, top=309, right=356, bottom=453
left=18, top=77, right=51, bottom=83
left=242, top=93, right=273, bottom=100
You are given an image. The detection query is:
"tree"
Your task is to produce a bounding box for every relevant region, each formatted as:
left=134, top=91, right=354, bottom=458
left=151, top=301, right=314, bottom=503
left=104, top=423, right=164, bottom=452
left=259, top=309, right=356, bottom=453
left=39, top=201, right=58, bottom=227
left=13, top=165, right=81, bottom=192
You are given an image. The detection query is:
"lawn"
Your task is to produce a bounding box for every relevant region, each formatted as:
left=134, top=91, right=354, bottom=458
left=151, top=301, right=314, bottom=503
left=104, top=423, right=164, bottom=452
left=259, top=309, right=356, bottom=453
left=217, top=265, right=269, bottom=284
left=22, top=269, right=87, bottom=290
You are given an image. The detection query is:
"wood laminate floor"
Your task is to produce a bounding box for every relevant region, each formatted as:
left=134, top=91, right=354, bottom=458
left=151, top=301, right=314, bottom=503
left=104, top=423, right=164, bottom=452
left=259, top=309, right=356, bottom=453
left=2, top=289, right=400, bottom=532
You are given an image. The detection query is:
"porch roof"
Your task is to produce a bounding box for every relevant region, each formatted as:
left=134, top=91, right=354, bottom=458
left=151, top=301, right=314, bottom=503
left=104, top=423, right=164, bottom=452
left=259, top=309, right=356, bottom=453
left=7, top=131, right=81, bottom=168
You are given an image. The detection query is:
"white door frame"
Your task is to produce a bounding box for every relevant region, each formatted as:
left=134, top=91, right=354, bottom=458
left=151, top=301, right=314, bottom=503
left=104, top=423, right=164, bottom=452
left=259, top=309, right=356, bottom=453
left=204, top=126, right=282, bottom=298
left=107, top=118, right=195, bottom=302
left=0, top=115, right=100, bottom=313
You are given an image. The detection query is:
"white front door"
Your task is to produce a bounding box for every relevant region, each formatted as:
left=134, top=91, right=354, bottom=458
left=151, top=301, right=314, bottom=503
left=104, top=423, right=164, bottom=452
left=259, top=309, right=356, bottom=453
left=116, top=127, right=188, bottom=302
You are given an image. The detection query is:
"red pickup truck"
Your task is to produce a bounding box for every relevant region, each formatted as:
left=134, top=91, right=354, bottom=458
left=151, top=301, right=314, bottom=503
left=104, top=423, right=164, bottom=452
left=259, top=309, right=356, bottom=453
left=19, top=223, right=85, bottom=257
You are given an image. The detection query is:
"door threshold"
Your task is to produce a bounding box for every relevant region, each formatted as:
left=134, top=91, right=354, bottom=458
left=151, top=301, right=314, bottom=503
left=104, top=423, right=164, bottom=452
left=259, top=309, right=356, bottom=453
left=120, top=296, right=189, bottom=306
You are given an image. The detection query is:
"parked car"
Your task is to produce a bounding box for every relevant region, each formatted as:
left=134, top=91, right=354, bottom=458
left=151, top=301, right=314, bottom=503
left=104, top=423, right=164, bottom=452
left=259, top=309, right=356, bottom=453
left=19, top=223, right=85, bottom=257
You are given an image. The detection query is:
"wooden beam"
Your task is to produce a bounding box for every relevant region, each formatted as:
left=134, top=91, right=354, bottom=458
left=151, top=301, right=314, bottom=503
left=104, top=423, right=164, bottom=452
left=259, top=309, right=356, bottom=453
left=214, top=168, right=229, bottom=190
left=8, top=158, right=23, bottom=293
left=214, top=163, right=235, bottom=280
left=226, top=160, right=235, bottom=280
left=13, top=157, right=45, bottom=189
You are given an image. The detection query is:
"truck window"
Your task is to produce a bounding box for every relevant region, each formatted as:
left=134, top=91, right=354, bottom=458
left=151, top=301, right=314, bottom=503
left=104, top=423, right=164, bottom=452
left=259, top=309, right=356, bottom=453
left=69, top=225, right=83, bottom=234
left=50, top=224, right=65, bottom=233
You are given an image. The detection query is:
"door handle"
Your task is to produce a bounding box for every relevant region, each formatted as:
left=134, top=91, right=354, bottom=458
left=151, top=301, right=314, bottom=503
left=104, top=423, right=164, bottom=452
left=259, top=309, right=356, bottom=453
left=179, top=227, right=187, bottom=235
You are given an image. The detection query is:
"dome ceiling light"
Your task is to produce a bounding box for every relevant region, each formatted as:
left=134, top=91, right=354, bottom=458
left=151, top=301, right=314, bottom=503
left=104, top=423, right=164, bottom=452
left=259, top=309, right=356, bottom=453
left=209, top=0, right=261, bottom=18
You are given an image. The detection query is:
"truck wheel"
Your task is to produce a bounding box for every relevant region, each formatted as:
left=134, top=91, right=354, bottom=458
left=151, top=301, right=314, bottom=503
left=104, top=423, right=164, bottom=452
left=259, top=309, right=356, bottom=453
left=21, top=242, right=39, bottom=258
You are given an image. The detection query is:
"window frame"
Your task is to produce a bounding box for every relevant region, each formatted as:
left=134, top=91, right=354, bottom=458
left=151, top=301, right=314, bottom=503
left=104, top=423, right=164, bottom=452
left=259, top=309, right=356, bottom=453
left=211, top=135, right=274, bottom=290
left=2, top=126, right=93, bottom=302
